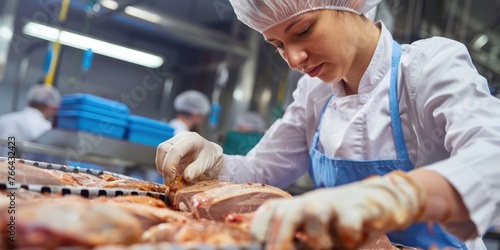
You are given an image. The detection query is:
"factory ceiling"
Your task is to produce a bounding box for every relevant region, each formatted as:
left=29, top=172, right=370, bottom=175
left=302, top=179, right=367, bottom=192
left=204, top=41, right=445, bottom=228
left=12, top=0, right=500, bottom=86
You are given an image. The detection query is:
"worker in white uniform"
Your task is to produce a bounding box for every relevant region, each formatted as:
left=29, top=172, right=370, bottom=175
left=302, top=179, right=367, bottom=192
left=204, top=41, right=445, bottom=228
left=169, top=90, right=211, bottom=135
left=236, top=111, right=266, bottom=132
left=155, top=1, right=500, bottom=249
left=0, top=84, right=61, bottom=145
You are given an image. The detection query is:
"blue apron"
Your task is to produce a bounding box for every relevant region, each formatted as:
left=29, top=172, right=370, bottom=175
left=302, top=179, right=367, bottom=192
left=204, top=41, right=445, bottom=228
left=308, top=41, right=467, bottom=249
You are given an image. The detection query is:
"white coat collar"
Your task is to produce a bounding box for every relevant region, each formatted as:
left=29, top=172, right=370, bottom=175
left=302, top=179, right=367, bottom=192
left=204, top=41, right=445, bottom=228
left=24, top=106, right=47, bottom=120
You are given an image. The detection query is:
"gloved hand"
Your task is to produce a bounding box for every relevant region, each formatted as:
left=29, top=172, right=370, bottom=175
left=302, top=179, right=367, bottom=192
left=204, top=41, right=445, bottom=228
left=156, top=131, right=224, bottom=183
left=251, top=170, right=426, bottom=250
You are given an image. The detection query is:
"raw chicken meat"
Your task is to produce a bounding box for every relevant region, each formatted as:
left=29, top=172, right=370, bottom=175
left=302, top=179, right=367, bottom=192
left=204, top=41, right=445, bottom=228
left=57, top=171, right=104, bottom=186
left=0, top=161, right=71, bottom=186
left=95, top=174, right=168, bottom=194
left=142, top=219, right=251, bottom=246
left=1, top=188, right=60, bottom=201
left=0, top=196, right=142, bottom=248
left=224, top=212, right=255, bottom=232
left=165, top=174, right=188, bottom=194
left=359, top=234, right=399, bottom=249
left=0, top=160, right=169, bottom=194
left=171, top=179, right=233, bottom=211
left=92, top=198, right=192, bottom=231
left=92, top=195, right=168, bottom=208
left=191, top=183, right=293, bottom=221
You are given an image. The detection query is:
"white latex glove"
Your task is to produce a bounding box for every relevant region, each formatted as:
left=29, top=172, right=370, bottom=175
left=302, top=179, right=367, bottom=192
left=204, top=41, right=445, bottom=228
left=251, top=170, right=426, bottom=250
left=156, top=131, right=224, bottom=183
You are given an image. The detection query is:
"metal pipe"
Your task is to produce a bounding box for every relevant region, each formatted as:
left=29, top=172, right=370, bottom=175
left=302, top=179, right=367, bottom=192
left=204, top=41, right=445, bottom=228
left=459, top=0, right=472, bottom=41
left=44, top=0, right=71, bottom=87
left=111, top=5, right=251, bottom=57
left=445, top=0, right=458, bottom=38
left=12, top=58, right=30, bottom=111
left=404, top=0, right=416, bottom=43
left=412, top=0, right=424, bottom=39
left=66, top=2, right=251, bottom=61
left=0, top=0, right=17, bottom=81
left=12, top=42, right=47, bottom=112
left=90, top=0, right=141, bottom=24
left=227, top=31, right=260, bottom=130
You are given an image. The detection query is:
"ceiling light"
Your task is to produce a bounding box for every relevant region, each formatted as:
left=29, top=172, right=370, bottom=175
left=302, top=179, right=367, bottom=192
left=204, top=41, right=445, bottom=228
left=23, top=22, right=164, bottom=68
left=0, top=26, right=13, bottom=40
left=472, top=34, right=489, bottom=51
left=124, top=6, right=162, bottom=23
left=100, top=0, right=118, bottom=10
left=233, top=88, right=244, bottom=101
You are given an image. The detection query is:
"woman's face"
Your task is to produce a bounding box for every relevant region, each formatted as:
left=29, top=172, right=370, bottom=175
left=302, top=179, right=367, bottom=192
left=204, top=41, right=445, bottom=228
left=263, top=10, right=370, bottom=83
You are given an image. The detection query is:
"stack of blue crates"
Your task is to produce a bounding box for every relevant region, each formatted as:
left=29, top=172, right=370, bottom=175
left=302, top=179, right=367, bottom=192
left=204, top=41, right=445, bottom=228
left=126, top=115, right=174, bottom=147
left=57, top=94, right=129, bottom=139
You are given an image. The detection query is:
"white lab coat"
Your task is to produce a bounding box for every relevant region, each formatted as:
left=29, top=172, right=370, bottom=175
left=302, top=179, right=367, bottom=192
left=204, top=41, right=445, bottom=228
left=0, top=107, right=51, bottom=144
left=221, top=22, right=499, bottom=249
left=169, top=118, right=189, bottom=135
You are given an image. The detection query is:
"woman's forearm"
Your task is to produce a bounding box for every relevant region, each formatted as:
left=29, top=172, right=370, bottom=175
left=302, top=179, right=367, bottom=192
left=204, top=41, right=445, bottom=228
left=409, top=169, right=470, bottom=224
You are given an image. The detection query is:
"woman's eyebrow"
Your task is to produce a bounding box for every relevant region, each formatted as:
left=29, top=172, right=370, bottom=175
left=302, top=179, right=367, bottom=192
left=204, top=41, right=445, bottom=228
left=265, top=15, right=309, bottom=43
left=285, top=14, right=309, bottom=33
left=284, top=19, right=301, bottom=33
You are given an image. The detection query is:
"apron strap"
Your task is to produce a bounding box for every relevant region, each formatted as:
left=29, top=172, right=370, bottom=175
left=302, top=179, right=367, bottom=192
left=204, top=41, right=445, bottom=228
left=389, top=41, right=410, bottom=161
left=312, top=95, right=335, bottom=147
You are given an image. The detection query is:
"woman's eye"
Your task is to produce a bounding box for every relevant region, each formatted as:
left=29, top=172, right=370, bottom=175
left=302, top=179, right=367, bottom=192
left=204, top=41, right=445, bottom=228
left=298, top=25, right=312, bottom=36
left=275, top=43, right=284, bottom=52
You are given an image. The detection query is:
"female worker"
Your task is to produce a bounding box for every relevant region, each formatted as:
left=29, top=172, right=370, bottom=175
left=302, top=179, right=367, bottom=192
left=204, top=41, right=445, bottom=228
left=156, top=1, right=500, bottom=249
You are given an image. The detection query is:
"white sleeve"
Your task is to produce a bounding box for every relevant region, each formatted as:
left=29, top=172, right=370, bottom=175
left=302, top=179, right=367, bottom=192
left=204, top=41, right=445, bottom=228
left=219, top=77, right=311, bottom=189
left=409, top=37, right=500, bottom=239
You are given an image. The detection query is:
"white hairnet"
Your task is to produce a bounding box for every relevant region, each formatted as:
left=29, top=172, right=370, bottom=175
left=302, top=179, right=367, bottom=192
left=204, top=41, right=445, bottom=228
left=228, top=0, right=382, bottom=33
left=237, top=111, right=266, bottom=131
left=26, top=84, right=61, bottom=107
left=174, top=90, right=211, bottom=115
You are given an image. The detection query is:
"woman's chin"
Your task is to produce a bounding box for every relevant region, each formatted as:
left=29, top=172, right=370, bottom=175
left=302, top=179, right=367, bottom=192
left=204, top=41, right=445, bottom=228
left=317, top=75, right=340, bottom=84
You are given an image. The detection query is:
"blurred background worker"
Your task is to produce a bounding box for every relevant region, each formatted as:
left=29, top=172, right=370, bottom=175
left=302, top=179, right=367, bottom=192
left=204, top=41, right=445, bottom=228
left=235, top=111, right=266, bottom=132
left=223, top=111, right=266, bottom=156
left=0, top=84, right=61, bottom=143
left=169, top=90, right=211, bottom=135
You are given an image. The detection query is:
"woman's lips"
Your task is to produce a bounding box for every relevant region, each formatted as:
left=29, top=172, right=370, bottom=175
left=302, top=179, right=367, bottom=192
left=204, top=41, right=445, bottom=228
left=306, top=64, right=323, bottom=77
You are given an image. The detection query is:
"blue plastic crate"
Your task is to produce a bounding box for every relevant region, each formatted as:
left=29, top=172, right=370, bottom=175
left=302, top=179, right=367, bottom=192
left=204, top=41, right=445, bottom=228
left=126, top=115, right=175, bottom=147
left=128, top=115, right=173, bottom=131
left=60, top=94, right=129, bottom=120
left=57, top=110, right=127, bottom=139
left=127, top=130, right=174, bottom=147
left=59, top=103, right=129, bottom=120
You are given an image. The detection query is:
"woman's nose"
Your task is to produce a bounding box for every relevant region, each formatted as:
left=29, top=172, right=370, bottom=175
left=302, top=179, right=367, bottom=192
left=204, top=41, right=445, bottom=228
left=283, top=46, right=307, bottom=71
